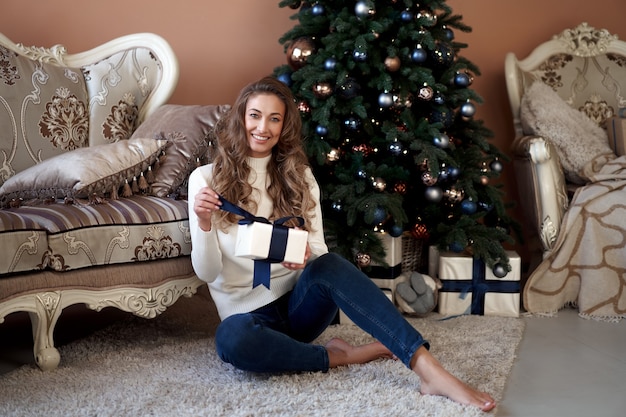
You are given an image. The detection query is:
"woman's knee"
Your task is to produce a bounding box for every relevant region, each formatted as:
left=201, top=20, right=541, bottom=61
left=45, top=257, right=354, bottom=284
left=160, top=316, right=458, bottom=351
left=215, top=314, right=257, bottom=364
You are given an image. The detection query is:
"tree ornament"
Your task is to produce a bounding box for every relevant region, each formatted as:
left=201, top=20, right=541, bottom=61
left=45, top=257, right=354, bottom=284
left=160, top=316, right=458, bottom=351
left=460, top=199, right=478, bottom=214
left=421, top=171, right=437, bottom=186
left=316, top=125, right=328, bottom=136
left=411, top=45, right=428, bottom=63
left=425, top=186, right=443, bottom=202
left=454, top=72, right=472, bottom=87
left=490, top=158, right=504, bottom=173
left=378, top=92, right=394, bottom=108
left=449, top=241, right=465, bottom=252
left=445, top=188, right=465, bottom=203
left=297, top=100, right=310, bottom=113
left=372, top=177, right=387, bottom=192
left=480, top=175, right=489, bottom=185
left=492, top=263, right=508, bottom=278
left=311, top=3, right=324, bottom=16
left=332, top=201, right=343, bottom=211
left=447, top=166, right=461, bottom=180
left=417, top=85, right=434, bottom=100
left=324, top=57, right=337, bottom=71
left=411, top=222, right=430, bottom=240
left=443, top=26, right=455, bottom=41
left=352, top=143, right=373, bottom=156
left=433, top=133, right=450, bottom=148
left=355, top=1, right=375, bottom=19
left=356, top=168, right=368, bottom=179
left=416, top=9, right=437, bottom=27
left=286, top=37, right=316, bottom=69
left=326, top=148, right=340, bottom=162
left=434, top=92, right=445, bottom=105
left=460, top=101, right=476, bottom=118
left=277, top=72, right=292, bottom=86
left=338, top=77, right=361, bottom=99
left=384, top=56, right=401, bottom=72
left=394, top=181, right=407, bottom=194
left=389, top=224, right=404, bottom=238
left=388, top=141, right=403, bottom=156
left=372, top=206, right=387, bottom=223
left=344, top=116, right=361, bottom=131
left=430, top=42, right=455, bottom=68
left=430, top=107, right=454, bottom=127
left=312, top=82, right=333, bottom=98
left=353, top=50, right=367, bottom=62
left=355, top=252, right=372, bottom=267
left=400, top=10, right=413, bottom=22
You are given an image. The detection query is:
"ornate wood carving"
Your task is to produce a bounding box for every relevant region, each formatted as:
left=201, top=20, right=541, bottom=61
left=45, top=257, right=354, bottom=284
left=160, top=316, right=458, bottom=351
left=554, top=22, right=618, bottom=57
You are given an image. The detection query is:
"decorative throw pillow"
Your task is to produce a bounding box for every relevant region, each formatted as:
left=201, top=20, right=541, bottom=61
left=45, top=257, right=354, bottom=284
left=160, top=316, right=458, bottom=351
left=0, top=138, right=167, bottom=206
left=520, top=81, right=614, bottom=184
left=130, top=104, right=231, bottom=198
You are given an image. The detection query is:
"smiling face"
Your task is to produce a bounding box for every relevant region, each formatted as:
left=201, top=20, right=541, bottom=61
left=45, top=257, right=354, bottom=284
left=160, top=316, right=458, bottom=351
left=245, top=93, right=285, bottom=158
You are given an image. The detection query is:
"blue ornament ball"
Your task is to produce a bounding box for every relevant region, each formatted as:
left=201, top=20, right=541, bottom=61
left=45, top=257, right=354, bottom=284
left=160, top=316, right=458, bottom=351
left=433, top=133, right=450, bottom=148
left=449, top=241, right=465, bottom=252
left=447, top=166, right=461, bottom=179
left=277, top=73, right=292, bottom=87
left=324, top=57, right=337, bottom=71
left=460, top=199, right=478, bottom=214
left=312, top=3, right=325, bottom=16
left=372, top=207, right=387, bottom=224
left=401, top=10, right=413, bottom=21
left=411, top=47, right=428, bottom=63
left=344, top=116, right=361, bottom=131
left=316, top=125, right=328, bottom=136
left=378, top=92, right=394, bottom=108
left=454, top=72, right=471, bottom=87
left=444, top=27, right=455, bottom=41
left=460, top=102, right=476, bottom=118
left=353, top=50, right=367, bottom=62
left=389, top=224, right=404, bottom=237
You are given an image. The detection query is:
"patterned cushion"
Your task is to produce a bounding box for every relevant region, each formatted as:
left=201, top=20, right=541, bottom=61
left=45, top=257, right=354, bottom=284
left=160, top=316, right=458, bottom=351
left=0, top=210, right=48, bottom=274
left=0, top=45, right=89, bottom=186
left=130, top=104, right=231, bottom=198
left=81, top=47, right=165, bottom=146
left=0, top=138, right=168, bottom=205
left=4, top=195, right=190, bottom=271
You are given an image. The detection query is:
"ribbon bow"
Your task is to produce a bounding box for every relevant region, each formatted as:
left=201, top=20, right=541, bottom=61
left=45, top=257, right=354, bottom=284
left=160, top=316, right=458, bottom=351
left=218, top=195, right=304, bottom=289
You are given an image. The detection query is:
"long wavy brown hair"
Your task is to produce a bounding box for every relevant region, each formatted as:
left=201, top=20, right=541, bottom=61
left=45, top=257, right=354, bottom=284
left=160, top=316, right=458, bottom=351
left=210, top=76, right=317, bottom=231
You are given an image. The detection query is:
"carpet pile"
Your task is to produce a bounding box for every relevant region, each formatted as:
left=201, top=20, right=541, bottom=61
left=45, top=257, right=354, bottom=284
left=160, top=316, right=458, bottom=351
left=0, top=287, right=524, bottom=416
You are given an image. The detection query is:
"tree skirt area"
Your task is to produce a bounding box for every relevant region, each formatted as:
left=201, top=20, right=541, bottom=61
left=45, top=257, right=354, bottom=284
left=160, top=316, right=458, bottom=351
left=0, top=287, right=524, bottom=417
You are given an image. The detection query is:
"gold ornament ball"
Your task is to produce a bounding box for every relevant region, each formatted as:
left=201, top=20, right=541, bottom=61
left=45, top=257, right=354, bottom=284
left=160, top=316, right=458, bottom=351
left=384, top=56, right=401, bottom=72
left=394, top=181, right=407, bottom=195
left=372, top=177, right=387, bottom=192
left=297, top=101, right=310, bottom=113
left=326, top=148, right=340, bottom=162
left=480, top=175, right=489, bottom=185
left=313, top=82, right=333, bottom=98
left=287, top=37, right=316, bottom=70
left=355, top=252, right=371, bottom=267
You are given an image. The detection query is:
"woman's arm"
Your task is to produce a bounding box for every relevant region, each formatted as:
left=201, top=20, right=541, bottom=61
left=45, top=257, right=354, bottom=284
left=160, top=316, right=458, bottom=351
left=188, top=165, right=223, bottom=283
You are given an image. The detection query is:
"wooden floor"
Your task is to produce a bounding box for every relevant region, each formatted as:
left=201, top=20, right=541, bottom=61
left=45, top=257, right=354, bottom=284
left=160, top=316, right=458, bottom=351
left=1, top=304, right=625, bottom=416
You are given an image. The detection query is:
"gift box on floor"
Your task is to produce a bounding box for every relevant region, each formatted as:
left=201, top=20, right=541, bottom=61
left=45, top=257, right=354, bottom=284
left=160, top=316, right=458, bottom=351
left=368, top=233, right=403, bottom=301
left=435, top=249, right=521, bottom=317
left=235, top=222, right=308, bottom=264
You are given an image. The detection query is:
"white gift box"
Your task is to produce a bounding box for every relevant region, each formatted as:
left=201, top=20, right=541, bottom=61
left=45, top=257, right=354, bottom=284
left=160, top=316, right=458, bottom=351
left=435, top=249, right=521, bottom=317
left=369, top=233, right=404, bottom=302
left=235, top=222, right=308, bottom=264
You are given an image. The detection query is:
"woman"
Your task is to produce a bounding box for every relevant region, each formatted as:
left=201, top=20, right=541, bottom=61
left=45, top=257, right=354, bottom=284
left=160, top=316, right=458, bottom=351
left=188, top=76, right=496, bottom=412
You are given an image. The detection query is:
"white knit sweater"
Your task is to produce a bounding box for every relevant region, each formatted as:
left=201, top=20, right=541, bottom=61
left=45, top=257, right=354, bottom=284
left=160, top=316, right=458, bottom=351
left=188, top=155, right=328, bottom=320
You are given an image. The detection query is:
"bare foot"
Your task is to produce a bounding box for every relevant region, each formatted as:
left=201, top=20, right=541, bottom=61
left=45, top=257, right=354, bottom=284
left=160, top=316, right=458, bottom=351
left=411, top=346, right=496, bottom=412
left=325, top=337, right=394, bottom=368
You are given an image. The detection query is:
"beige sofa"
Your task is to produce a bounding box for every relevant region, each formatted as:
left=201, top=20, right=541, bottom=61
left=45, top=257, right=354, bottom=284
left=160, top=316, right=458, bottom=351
left=0, top=32, right=228, bottom=370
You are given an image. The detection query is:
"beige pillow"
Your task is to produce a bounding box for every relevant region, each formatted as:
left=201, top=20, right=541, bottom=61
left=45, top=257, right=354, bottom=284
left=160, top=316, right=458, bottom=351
left=130, top=104, right=231, bottom=198
left=520, top=81, right=614, bottom=184
left=0, top=138, right=167, bottom=205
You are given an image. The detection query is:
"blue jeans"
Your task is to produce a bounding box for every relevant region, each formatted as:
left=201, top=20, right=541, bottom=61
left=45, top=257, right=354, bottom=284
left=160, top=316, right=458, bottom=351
left=215, top=252, right=429, bottom=373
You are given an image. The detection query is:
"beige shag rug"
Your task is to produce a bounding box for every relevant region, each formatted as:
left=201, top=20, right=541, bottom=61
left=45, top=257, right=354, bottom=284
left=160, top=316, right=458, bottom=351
left=0, top=287, right=524, bottom=417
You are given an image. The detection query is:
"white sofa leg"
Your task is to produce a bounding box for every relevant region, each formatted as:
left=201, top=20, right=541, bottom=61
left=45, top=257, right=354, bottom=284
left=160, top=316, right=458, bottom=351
left=29, top=292, right=62, bottom=371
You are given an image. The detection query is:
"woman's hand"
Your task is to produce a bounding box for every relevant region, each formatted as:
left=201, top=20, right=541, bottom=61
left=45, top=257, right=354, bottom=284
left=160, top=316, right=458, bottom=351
left=282, top=242, right=311, bottom=270
left=193, top=187, right=222, bottom=231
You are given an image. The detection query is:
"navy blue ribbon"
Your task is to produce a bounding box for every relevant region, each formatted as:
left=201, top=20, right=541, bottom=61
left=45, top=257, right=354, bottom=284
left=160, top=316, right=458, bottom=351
left=218, top=195, right=304, bottom=289
left=439, top=257, right=519, bottom=315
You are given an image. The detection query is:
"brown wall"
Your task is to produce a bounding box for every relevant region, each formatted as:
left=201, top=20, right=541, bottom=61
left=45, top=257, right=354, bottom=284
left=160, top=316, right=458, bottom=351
left=2, top=0, right=626, bottom=262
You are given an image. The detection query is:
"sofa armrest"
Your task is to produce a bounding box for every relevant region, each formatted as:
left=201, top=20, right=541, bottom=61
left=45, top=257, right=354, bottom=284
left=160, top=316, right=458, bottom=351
left=511, top=135, right=569, bottom=255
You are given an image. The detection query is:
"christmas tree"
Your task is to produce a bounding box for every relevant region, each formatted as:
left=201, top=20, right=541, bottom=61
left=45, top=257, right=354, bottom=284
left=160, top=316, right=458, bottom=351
left=273, top=0, right=516, bottom=275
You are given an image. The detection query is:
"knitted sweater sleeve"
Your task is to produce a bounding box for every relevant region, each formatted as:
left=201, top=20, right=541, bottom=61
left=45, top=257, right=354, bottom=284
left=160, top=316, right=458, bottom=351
left=188, top=164, right=223, bottom=284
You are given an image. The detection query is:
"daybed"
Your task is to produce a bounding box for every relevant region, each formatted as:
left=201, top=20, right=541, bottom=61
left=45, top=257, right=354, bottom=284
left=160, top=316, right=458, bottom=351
left=506, top=22, right=626, bottom=319
left=0, top=32, right=229, bottom=370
